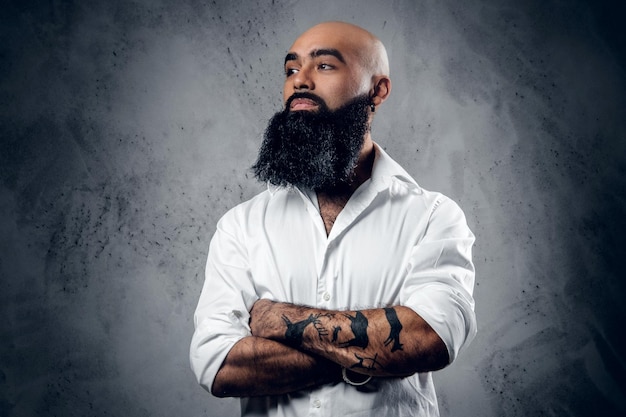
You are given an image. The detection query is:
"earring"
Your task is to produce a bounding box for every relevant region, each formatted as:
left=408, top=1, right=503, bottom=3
left=370, top=103, right=376, bottom=112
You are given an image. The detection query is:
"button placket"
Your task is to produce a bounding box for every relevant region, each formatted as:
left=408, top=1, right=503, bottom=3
left=317, top=235, right=337, bottom=306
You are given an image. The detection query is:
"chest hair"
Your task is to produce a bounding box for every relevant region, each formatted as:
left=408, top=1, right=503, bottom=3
left=317, top=193, right=350, bottom=236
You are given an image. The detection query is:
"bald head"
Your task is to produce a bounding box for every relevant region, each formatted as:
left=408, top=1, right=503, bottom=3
left=294, top=22, right=389, bottom=77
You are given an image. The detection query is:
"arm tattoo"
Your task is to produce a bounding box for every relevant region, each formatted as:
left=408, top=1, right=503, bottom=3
left=282, top=313, right=332, bottom=346
left=338, top=311, right=369, bottom=349
left=331, top=326, right=342, bottom=342
left=383, top=307, right=404, bottom=352
left=313, top=313, right=335, bottom=339
left=282, top=314, right=318, bottom=346
left=351, top=352, right=383, bottom=371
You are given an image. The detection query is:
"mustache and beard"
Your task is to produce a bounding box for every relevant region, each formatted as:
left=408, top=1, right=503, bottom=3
left=251, top=93, right=371, bottom=193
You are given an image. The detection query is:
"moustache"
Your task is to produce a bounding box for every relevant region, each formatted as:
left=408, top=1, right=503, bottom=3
left=284, top=92, right=328, bottom=112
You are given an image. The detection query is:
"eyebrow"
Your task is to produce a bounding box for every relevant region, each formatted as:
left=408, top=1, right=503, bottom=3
left=284, top=48, right=346, bottom=66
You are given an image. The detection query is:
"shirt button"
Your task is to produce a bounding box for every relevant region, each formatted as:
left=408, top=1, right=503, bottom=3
left=312, top=399, right=321, bottom=408
left=323, top=292, right=331, bottom=301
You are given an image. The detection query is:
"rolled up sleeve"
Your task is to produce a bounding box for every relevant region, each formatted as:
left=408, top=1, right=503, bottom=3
left=189, top=210, right=257, bottom=393
left=401, top=196, right=477, bottom=364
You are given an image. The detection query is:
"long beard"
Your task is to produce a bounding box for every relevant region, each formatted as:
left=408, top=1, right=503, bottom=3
left=251, top=94, right=370, bottom=192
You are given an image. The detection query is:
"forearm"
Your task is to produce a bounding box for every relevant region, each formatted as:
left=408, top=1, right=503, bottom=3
left=212, top=336, right=341, bottom=397
left=250, top=300, right=449, bottom=377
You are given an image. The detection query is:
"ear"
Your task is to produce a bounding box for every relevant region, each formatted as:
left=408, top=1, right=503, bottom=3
left=369, top=76, right=392, bottom=108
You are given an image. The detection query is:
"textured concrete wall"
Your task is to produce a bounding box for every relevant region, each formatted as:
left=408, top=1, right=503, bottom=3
left=1, top=0, right=624, bottom=416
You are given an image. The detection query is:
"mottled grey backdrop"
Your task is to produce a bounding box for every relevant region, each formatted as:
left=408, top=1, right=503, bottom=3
left=1, top=0, right=624, bottom=416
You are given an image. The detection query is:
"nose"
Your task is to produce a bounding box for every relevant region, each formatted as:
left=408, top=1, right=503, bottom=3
left=292, top=66, right=314, bottom=91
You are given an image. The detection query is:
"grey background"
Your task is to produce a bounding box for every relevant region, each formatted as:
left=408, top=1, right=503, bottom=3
left=1, top=0, right=624, bottom=416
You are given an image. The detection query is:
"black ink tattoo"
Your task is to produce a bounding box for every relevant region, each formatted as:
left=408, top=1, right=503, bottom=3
left=282, top=313, right=331, bottom=345
left=331, top=326, right=342, bottom=342
left=313, top=315, right=330, bottom=339
left=339, top=311, right=369, bottom=349
left=351, top=352, right=383, bottom=371
left=282, top=314, right=318, bottom=346
left=383, top=308, right=404, bottom=352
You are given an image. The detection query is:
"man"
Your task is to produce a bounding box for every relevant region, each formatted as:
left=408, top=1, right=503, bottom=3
left=190, top=21, right=477, bottom=416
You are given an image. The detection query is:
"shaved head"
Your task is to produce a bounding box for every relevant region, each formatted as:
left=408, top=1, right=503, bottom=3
left=294, top=21, right=389, bottom=77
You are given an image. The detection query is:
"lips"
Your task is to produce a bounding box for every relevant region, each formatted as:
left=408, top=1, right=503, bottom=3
left=289, top=97, right=319, bottom=111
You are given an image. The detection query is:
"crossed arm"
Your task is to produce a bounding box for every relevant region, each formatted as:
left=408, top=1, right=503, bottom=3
left=211, top=299, right=448, bottom=397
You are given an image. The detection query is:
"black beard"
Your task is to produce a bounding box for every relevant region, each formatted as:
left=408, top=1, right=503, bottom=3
left=251, top=93, right=370, bottom=192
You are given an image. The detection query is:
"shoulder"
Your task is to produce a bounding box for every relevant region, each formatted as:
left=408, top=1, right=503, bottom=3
left=387, top=178, right=462, bottom=215
left=413, top=185, right=468, bottom=223
left=217, top=186, right=305, bottom=229
left=218, top=189, right=272, bottom=226
left=414, top=187, right=473, bottom=240
left=421, top=188, right=465, bottom=217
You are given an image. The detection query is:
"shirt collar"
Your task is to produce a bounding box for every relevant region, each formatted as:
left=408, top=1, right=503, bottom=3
left=266, top=182, right=282, bottom=196
left=370, top=142, right=421, bottom=191
left=264, top=141, right=421, bottom=195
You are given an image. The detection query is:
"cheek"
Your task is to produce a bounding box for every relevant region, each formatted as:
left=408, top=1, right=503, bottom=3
left=327, top=81, right=363, bottom=108
left=346, top=68, right=371, bottom=96
left=283, top=83, right=291, bottom=103
left=335, top=73, right=367, bottom=97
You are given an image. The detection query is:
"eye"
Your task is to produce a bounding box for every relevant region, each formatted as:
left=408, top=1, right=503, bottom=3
left=318, top=63, right=334, bottom=71
left=285, top=67, right=298, bottom=77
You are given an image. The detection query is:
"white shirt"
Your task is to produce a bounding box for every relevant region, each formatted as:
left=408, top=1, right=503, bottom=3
left=190, top=144, right=477, bottom=417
